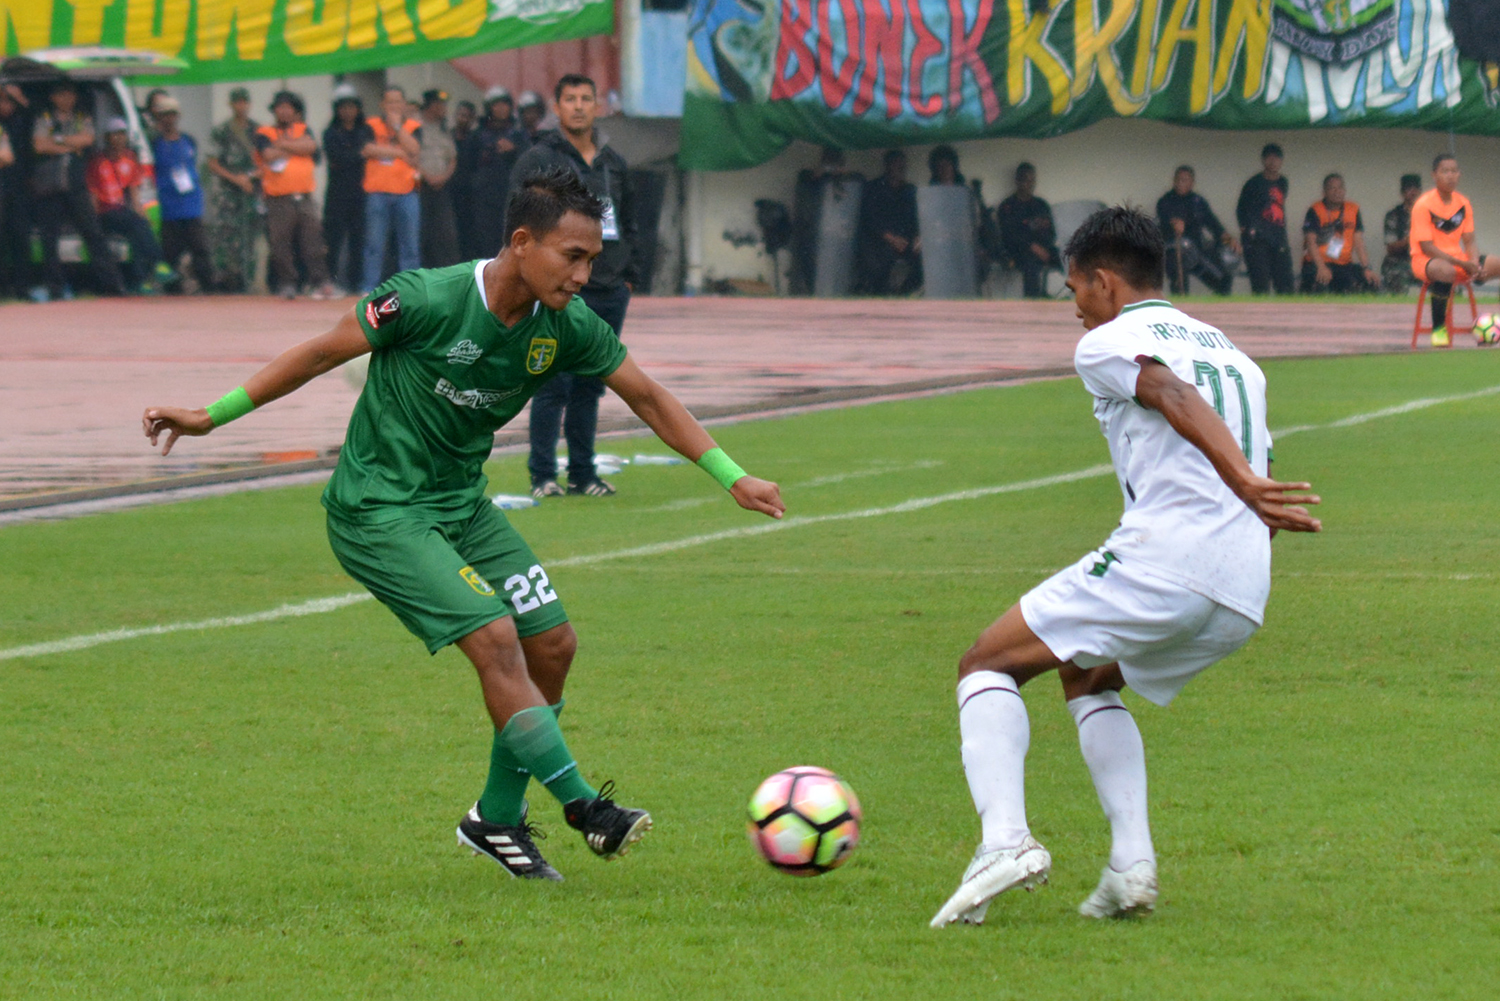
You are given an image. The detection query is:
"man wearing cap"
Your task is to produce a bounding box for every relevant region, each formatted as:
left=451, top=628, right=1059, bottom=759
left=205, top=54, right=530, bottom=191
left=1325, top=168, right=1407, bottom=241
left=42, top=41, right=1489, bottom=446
left=361, top=86, right=422, bottom=292
left=323, top=84, right=371, bottom=293
left=513, top=73, right=641, bottom=497
left=89, top=117, right=171, bottom=293
left=417, top=89, right=461, bottom=268
left=517, top=91, right=547, bottom=141
left=32, top=80, right=127, bottom=299
left=150, top=96, right=215, bottom=293
left=207, top=87, right=262, bottom=293
left=472, top=87, right=529, bottom=256
left=256, top=91, right=335, bottom=299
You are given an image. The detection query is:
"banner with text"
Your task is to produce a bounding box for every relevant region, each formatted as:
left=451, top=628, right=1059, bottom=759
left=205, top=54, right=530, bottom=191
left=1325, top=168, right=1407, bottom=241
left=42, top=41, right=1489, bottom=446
left=1, top=0, right=613, bottom=83
left=683, top=0, right=1500, bottom=169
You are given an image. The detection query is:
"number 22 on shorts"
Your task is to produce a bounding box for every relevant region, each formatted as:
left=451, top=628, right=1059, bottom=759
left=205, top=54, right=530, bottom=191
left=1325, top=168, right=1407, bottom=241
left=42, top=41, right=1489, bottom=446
left=504, top=565, right=558, bottom=614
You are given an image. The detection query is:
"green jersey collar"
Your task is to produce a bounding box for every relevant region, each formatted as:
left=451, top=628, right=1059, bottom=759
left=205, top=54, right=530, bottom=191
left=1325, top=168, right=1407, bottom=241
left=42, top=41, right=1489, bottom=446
left=1119, top=299, right=1172, bottom=314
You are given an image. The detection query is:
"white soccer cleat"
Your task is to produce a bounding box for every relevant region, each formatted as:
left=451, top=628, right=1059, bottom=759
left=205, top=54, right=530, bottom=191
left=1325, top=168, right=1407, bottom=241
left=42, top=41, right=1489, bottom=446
left=929, top=835, right=1052, bottom=928
left=1078, top=859, right=1158, bottom=919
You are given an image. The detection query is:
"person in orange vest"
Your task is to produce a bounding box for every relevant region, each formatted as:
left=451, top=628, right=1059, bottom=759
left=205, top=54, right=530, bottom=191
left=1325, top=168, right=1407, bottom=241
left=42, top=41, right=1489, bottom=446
left=360, top=86, right=421, bottom=293
left=1298, top=173, right=1377, bottom=294
left=255, top=91, right=336, bottom=299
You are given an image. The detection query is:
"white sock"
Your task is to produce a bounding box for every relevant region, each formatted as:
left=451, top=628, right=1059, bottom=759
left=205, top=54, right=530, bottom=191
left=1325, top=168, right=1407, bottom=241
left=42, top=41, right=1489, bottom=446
left=956, top=671, right=1031, bottom=851
left=1067, top=691, right=1155, bottom=871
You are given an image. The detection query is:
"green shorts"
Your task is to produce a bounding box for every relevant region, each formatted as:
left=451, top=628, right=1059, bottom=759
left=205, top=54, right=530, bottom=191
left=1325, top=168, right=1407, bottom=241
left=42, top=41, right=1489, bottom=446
left=326, top=500, right=569, bottom=654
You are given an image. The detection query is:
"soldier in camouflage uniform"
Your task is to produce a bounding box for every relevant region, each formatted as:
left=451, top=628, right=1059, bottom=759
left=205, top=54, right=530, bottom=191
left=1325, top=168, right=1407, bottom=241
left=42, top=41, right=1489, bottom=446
left=207, top=87, right=262, bottom=293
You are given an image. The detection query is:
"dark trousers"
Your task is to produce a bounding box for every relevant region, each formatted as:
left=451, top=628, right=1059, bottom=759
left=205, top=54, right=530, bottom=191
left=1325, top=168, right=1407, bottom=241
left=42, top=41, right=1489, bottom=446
left=528, top=284, right=630, bottom=486
left=99, top=207, right=163, bottom=286
left=0, top=185, right=32, bottom=295
left=37, top=189, right=126, bottom=295
left=160, top=218, right=214, bottom=292
left=1299, top=260, right=1370, bottom=294
left=1016, top=252, right=1057, bottom=298
left=420, top=182, right=461, bottom=268
left=856, top=241, right=922, bottom=295
left=1244, top=235, right=1294, bottom=294
left=323, top=184, right=365, bottom=291
left=266, top=193, right=329, bottom=291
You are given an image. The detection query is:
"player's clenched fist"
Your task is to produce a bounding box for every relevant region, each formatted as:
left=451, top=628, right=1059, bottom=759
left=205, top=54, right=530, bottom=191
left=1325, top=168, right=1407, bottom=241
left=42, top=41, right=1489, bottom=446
left=142, top=406, right=213, bottom=456
left=730, top=475, right=785, bottom=519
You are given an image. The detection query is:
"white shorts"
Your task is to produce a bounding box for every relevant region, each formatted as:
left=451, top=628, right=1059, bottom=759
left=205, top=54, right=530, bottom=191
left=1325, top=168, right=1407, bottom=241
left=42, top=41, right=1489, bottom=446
left=1019, top=548, right=1259, bottom=706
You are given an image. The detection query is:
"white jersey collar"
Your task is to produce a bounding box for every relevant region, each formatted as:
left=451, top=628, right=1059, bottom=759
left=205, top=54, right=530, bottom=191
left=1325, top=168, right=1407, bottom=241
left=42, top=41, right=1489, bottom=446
left=1119, top=299, right=1173, bottom=314
left=473, top=259, right=543, bottom=319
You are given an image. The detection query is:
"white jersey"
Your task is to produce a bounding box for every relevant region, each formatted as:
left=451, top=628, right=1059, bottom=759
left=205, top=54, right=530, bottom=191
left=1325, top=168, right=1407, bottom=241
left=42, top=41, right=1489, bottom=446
left=1073, top=299, right=1272, bottom=624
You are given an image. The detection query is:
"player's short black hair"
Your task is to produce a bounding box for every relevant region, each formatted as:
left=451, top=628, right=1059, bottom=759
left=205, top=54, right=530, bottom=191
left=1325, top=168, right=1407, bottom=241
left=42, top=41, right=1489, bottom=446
left=554, top=73, right=596, bottom=102
left=504, top=169, right=605, bottom=244
left=1261, top=143, right=1284, bottom=159
left=1400, top=173, right=1422, bottom=191
left=1433, top=152, right=1457, bottom=171
left=1064, top=205, right=1165, bottom=291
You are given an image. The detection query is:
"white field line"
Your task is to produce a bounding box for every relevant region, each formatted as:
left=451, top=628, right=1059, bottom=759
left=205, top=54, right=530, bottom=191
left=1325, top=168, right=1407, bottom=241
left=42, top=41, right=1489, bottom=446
left=4, top=383, right=1497, bottom=663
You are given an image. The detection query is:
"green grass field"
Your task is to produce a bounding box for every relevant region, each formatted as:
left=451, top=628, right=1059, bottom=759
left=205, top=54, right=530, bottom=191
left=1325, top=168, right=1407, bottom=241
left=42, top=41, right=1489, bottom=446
left=3, top=351, right=1498, bottom=999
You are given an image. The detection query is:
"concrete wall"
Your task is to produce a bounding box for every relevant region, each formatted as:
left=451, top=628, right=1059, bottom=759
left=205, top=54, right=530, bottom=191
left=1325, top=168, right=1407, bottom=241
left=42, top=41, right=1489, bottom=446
left=691, top=120, right=1500, bottom=291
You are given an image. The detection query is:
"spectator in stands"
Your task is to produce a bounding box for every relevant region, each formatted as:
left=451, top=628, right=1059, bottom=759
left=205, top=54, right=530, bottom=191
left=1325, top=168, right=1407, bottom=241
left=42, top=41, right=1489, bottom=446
left=471, top=87, right=528, bottom=258
left=1156, top=165, right=1236, bottom=295
left=256, top=90, right=335, bottom=299
left=33, top=81, right=126, bottom=300
left=360, top=85, right=422, bottom=292
left=1410, top=153, right=1500, bottom=345
left=855, top=149, right=921, bottom=295
left=451, top=99, right=479, bottom=259
left=322, top=84, right=369, bottom=293
left=150, top=96, right=215, bottom=293
left=997, top=161, right=1058, bottom=299
left=416, top=89, right=460, bottom=268
left=790, top=146, right=860, bottom=295
left=0, top=84, right=33, bottom=299
left=517, top=91, right=547, bottom=140
left=207, top=87, right=262, bottom=293
left=1237, top=143, right=1294, bottom=294
left=1300, top=173, right=1376, bottom=294
left=1381, top=173, right=1421, bottom=293
left=0, top=111, right=12, bottom=295
left=89, top=118, right=170, bottom=293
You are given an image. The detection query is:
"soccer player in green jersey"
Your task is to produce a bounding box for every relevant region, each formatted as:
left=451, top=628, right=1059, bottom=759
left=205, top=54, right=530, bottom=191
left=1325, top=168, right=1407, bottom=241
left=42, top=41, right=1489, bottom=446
left=143, top=171, right=785, bottom=880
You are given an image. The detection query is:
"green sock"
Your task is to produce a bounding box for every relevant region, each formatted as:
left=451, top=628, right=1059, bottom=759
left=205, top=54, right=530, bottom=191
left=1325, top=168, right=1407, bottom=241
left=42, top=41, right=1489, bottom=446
left=496, top=705, right=596, bottom=806
left=477, top=701, right=567, bottom=825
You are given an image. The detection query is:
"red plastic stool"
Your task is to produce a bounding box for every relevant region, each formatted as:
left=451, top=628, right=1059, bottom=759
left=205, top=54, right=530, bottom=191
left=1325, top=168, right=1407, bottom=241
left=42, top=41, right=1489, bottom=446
left=1412, top=278, right=1478, bottom=348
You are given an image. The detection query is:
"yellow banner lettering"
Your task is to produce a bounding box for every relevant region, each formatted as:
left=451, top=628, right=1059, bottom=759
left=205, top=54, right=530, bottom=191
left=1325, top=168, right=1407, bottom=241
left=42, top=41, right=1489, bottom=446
left=1129, top=0, right=1162, bottom=97
left=0, top=0, right=53, bottom=52
left=197, top=0, right=278, bottom=59
left=1006, top=0, right=1070, bottom=115
left=124, top=0, right=191, bottom=56
left=347, top=0, right=417, bottom=49
left=417, top=0, right=485, bottom=40
left=1213, top=0, right=1273, bottom=100
left=1152, top=0, right=1214, bottom=112
left=285, top=0, right=351, bottom=55
left=1072, top=0, right=1143, bottom=113
left=68, top=0, right=115, bottom=44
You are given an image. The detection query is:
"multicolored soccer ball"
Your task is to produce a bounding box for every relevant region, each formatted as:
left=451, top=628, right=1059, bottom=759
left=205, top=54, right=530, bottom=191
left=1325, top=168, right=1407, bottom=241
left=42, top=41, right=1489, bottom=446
left=747, top=766, right=861, bottom=876
left=1474, top=314, right=1499, bottom=345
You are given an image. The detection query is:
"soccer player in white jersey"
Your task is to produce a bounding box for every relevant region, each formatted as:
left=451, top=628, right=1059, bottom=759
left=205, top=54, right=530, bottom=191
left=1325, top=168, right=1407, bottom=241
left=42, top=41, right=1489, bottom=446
left=931, top=206, right=1322, bottom=927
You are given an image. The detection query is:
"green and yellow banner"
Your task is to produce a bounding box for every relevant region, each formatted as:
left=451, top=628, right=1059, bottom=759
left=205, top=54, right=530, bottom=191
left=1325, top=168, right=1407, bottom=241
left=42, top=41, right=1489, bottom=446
left=683, top=0, right=1500, bottom=170
left=1, top=0, right=613, bottom=83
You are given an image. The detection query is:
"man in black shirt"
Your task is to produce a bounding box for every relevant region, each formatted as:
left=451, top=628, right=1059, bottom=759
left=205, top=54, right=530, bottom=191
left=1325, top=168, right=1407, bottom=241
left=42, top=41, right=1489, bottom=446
left=0, top=83, right=35, bottom=298
left=321, top=84, right=370, bottom=292
left=854, top=149, right=922, bottom=296
left=1236, top=143, right=1293, bottom=294
left=451, top=100, right=479, bottom=259
left=1381, top=173, right=1421, bottom=293
left=1157, top=165, right=1236, bottom=295
left=472, top=87, right=530, bottom=258
left=996, top=162, right=1058, bottom=299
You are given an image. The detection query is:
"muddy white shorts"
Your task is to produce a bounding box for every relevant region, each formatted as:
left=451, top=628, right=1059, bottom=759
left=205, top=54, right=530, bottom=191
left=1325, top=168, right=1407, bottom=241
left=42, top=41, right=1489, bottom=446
left=1019, top=548, right=1259, bottom=706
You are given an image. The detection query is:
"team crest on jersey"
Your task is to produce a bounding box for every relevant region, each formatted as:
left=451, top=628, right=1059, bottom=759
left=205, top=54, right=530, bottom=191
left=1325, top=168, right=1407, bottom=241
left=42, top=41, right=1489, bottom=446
left=365, top=290, right=400, bottom=328
left=446, top=339, right=482, bottom=365
left=526, top=336, right=557, bottom=375
left=459, top=566, right=494, bottom=595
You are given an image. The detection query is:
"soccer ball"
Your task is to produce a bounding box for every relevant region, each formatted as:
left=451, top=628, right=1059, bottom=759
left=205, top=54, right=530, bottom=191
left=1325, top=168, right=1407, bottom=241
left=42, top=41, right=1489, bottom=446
left=1475, top=314, right=1500, bottom=345
left=746, top=766, right=861, bottom=876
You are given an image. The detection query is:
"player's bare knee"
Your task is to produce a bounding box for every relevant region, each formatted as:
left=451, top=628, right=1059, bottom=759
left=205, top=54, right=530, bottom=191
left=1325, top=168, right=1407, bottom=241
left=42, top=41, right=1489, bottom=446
left=958, top=643, right=1026, bottom=683
left=1060, top=663, right=1124, bottom=701
left=523, top=622, right=577, bottom=674
left=458, top=618, right=527, bottom=679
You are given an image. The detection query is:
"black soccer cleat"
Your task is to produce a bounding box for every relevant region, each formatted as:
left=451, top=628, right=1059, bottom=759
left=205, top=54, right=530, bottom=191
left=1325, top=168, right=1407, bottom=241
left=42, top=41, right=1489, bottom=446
left=563, top=780, right=652, bottom=859
left=457, top=801, right=563, bottom=881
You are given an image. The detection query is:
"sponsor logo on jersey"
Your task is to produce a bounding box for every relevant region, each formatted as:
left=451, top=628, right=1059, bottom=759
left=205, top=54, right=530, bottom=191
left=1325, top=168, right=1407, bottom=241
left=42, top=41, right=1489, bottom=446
left=1088, top=550, right=1120, bottom=578
left=446, top=339, right=483, bottom=365
left=434, top=378, right=522, bottom=410
left=1430, top=206, right=1466, bottom=233
left=459, top=566, right=495, bottom=596
left=365, top=290, right=401, bottom=328
left=526, top=336, right=558, bottom=375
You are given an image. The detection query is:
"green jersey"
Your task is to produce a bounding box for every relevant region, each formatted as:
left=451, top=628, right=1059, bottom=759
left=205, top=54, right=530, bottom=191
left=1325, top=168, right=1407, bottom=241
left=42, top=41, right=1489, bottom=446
left=323, top=261, right=627, bottom=521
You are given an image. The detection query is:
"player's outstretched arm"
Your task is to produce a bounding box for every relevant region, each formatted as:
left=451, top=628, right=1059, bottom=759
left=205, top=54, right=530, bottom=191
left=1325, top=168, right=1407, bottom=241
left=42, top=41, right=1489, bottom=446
left=604, top=357, right=785, bottom=519
left=143, top=309, right=372, bottom=456
left=1135, top=359, right=1321, bottom=534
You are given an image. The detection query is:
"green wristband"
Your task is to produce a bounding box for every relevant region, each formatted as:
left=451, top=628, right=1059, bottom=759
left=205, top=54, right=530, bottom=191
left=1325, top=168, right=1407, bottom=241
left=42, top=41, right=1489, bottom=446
left=696, top=447, right=748, bottom=491
left=205, top=386, right=255, bottom=428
